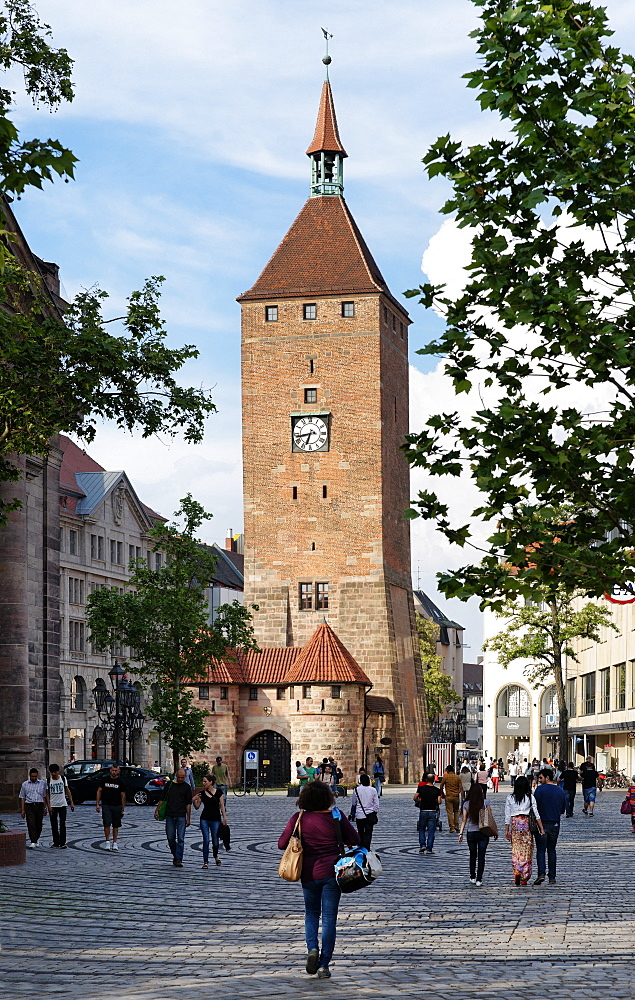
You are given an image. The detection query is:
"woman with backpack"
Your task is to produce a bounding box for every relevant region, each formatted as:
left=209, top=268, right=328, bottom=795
left=504, top=774, right=544, bottom=885
left=457, top=782, right=496, bottom=887
left=278, top=780, right=359, bottom=979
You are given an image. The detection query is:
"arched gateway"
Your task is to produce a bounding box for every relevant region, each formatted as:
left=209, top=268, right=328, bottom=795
left=243, top=731, right=291, bottom=787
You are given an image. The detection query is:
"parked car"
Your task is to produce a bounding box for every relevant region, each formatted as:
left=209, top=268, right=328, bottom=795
left=65, top=764, right=169, bottom=805
left=63, top=760, right=120, bottom=779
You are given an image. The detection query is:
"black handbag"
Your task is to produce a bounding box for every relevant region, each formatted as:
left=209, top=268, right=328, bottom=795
left=528, top=798, right=540, bottom=836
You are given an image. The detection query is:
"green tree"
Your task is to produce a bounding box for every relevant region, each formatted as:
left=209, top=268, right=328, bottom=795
left=0, top=3, right=215, bottom=521
left=484, top=587, right=615, bottom=758
left=86, top=495, right=259, bottom=770
left=405, top=0, right=635, bottom=602
left=416, top=616, right=461, bottom=721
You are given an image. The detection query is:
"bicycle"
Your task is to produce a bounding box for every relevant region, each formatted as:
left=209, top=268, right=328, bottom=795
left=232, top=778, right=265, bottom=796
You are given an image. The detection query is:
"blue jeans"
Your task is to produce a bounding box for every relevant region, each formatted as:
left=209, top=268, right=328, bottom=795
left=302, top=876, right=341, bottom=968
left=564, top=789, right=575, bottom=816
left=165, top=816, right=186, bottom=862
left=466, top=830, right=489, bottom=881
left=535, top=820, right=560, bottom=879
left=418, top=810, right=437, bottom=850
left=200, top=819, right=221, bottom=863
left=374, top=775, right=384, bottom=796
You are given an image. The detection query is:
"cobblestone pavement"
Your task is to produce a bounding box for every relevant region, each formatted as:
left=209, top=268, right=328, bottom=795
left=2, top=786, right=633, bottom=999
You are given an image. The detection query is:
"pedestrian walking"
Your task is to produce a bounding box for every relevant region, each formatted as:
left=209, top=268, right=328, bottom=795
left=560, top=762, right=578, bottom=817
left=475, top=763, right=489, bottom=794
left=580, top=756, right=599, bottom=816
left=297, top=760, right=309, bottom=786
left=372, top=755, right=385, bottom=797
left=490, top=761, right=500, bottom=793
left=459, top=765, right=473, bottom=805
left=278, top=780, right=360, bottom=979
left=47, top=764, right=74, bottom=848
left=533, top=768, right=567, bottom=885
left=154, top=768, right=193, bottom=867
left=508, top=760, right=518, bottom=788
left=193, top=774, right=227, bottom=868
left=457, top=781, right=495, bottom=886
left=504, top=775, right=544, bottom=886
left=625, top=776, right=635, bottom=834
left=211, top=755, right=231, bottom=804
left=351, top=773, right=379, bottom=848
left=414, top=774, right=443, bottom=854
left=95, top=763, right=126, bottom=851
left=180, top=758, right=196, bottom=791
left=439, top=765, right=462, bottom=833
left=19, top=768, right=50, bottom=848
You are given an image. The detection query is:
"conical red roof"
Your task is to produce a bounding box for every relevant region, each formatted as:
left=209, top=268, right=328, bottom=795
left=306, top=81, right=347, bottom=157
left=282, top=622, right=371, bottom=685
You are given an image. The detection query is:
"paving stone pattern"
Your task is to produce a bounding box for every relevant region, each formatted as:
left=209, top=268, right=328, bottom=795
left=2, top=787, right=633, bottom=1000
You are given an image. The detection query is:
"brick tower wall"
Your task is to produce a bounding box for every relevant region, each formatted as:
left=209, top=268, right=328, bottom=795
left=241, top=292, right=427, bottom=780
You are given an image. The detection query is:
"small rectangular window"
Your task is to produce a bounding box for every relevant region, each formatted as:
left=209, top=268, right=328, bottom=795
left=265, top=305, right=278, bottom=322
left=299, top=582, right=313, bottom=610
left=392, top=314, right=396, bottom=330
left=110, top=539, right=123, bottom=565
left=316, top=582, right=329, bottom=610
left=292, top=486, right=298, bottom=500
left=277, top=687, right=286, bottom=700
left=331, top=685, right=341, bottom=699
left=341, top=301, right=355, bottom=318
left=322, top=485, right=327, bottom=498
left=400, top=321, right=405, bottom=338
left=91, top=534, right=104, bottom=560
left=302, top=685, right=312, bottom=699
left=303, top=303, right=317, bottom=320
left=155, top=552, right=163, bottom=571
left=198, top=684, right=209, bottom=700
left=304, top=388, right=318, bottom=404
left=69, top=529, right=78, bottom=555
left=220, top=686, right=228, bottom=701
left=68, top=578, right=84, bottom=605
left=69, top=620, right=85, bottom=652
left=249, top=686, right=258, bottom=701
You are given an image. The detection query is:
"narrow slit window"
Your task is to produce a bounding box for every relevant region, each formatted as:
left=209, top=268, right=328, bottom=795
left=309, top=359, right=315, bottom=374
left=292, top=486, right=298, bottom=500
left=322, top=485, right=327, bottom=498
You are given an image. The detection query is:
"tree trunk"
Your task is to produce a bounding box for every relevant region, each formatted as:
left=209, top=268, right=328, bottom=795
left=550, top=603, right=569, bottom=761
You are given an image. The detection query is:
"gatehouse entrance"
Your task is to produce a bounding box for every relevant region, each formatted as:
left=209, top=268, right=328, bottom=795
left=243, top=731, right=291, bottom=787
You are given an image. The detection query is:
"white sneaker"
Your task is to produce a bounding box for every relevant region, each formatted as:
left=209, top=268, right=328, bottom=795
left=29, top=842, right=36, bottom=849
left=475, top=880, right=483, bottom=887
left=470, top=877, right=476, bottom=884
left=104, top=841, right=111, bottom=850
left=111, top=843, right=119, bottom=852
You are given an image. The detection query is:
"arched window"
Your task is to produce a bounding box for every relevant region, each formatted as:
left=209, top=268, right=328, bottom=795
left=72, top=675, right=87, bottom=711
left=541, top=685, right=558, bottom=720
left=497, top=684, right=530, bottom=718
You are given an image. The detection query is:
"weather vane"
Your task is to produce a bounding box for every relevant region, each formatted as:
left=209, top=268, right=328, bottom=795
left=321, top=27, right=333, bottom=76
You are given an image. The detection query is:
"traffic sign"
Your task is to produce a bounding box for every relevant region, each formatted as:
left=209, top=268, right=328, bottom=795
left=403, top=749, right=409, bottom=755
left=244, top=749, right=259, bottom=769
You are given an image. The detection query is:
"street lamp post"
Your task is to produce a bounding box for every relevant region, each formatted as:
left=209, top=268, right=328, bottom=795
left=92, top=662, right=143, bottom=764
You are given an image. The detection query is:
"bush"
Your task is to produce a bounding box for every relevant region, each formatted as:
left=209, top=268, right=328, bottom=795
left=191, top=761, right=211, bottom=786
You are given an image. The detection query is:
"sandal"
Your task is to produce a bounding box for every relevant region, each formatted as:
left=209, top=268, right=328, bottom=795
left=202, top=863, right=209, bottom=869
left=215, top=857, right=221, bottom=866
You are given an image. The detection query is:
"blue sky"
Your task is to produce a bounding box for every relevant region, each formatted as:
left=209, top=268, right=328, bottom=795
left=12, top=0, right=635, bottom=654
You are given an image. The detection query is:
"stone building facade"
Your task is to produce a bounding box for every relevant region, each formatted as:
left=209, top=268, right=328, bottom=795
left=235, top=71, right=427, bottom=781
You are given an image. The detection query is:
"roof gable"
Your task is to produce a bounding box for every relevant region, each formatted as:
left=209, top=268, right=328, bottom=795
left=282, top=622, right=371, bottom=685
left=237, top=196, right=406, bottom=307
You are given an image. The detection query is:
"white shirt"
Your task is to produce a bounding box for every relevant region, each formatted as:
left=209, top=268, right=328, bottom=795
left=504, top=793, right=540, bottom=826
left=353, top=784, right=380, bottom=815
left=48, top=775, right=69, bottom=808
left=509, top=763, right=518, bottom=776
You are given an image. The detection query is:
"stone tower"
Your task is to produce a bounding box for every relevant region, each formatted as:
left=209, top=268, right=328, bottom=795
left=237, top=64, right=427, bottom=778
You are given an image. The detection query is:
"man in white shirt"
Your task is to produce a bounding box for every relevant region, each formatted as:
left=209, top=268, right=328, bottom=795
left=19, top=769, right=50, bottom=848
left=352, top=774, right=380, bottom=848
left=508, top=760, right=519, bottom=788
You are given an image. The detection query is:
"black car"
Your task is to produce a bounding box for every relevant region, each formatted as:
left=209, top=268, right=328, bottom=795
left=65, top=764, right=169, bottom=806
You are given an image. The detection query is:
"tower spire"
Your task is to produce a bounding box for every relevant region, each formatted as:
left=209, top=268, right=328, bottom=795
left=306, top=32, right=347, bottom=198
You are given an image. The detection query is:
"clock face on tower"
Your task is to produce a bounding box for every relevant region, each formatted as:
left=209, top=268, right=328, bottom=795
left=291, top=414, right=330, bottom=453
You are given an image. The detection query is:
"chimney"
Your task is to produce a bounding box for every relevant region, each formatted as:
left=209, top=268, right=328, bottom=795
left=225, top=529, right=234, bottom=552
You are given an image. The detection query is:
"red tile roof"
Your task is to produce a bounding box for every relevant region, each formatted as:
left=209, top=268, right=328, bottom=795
left=282, top=623, right=371, bottom=685
left=241, top=648, right=299, bottom=685
left=306, top=81, right=347, bottom=157
left=208, top=655, right=247, bottom=685
left=59, top=434, right=105, bottom=494
left=237, top=196, right=407, bottom=308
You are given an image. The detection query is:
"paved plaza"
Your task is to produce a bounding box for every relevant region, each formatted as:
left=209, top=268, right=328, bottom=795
left=2, top=786, right=633, bottom=1000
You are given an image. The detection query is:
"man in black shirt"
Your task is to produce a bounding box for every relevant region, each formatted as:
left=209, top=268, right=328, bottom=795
left=154, top=768, right=192, bottom=867
left=560, top=762, right=578, bottom=817
left=95, top=764, right=126, bottom=851
left=413, top=774, right=443, bottom=855
left=580, top=757, right=599, bottom=816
